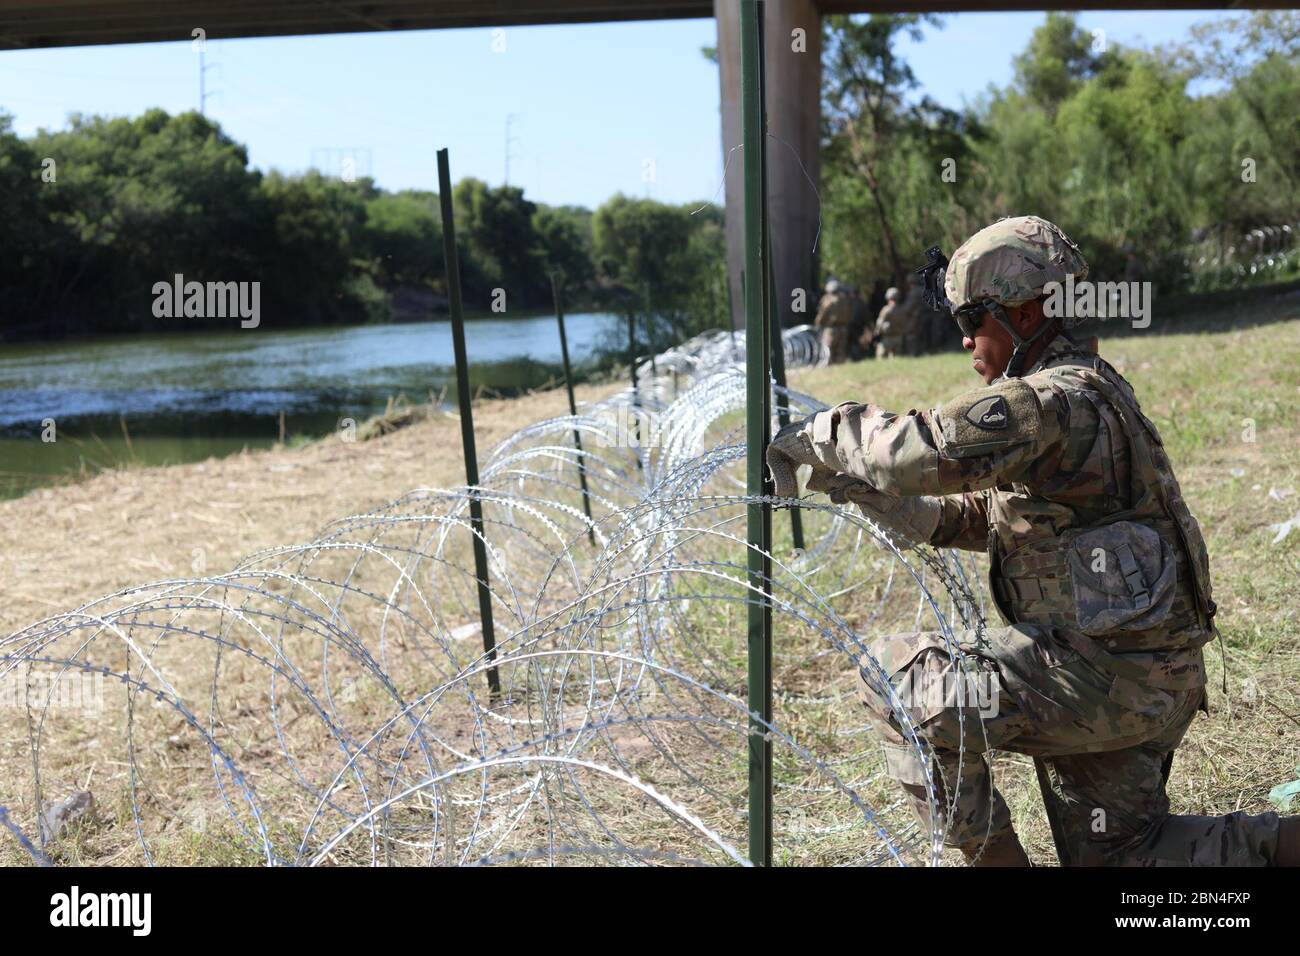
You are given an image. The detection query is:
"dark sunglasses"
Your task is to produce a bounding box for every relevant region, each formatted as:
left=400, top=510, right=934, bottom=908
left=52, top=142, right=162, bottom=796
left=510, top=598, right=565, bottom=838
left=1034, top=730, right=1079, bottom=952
left=952, top=303, right=990, bottom=339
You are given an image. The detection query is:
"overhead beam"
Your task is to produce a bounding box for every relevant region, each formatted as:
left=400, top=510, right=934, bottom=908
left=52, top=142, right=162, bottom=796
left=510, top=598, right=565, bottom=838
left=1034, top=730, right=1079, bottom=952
left=0, top=1, right=711, bottom=49
left=0, top=2, right=1239, bottom=51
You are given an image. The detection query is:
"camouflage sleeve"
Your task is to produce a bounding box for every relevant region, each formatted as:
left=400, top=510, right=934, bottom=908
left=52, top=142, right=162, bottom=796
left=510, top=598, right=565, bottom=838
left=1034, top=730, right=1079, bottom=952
left=813, top=377, right=1067, bottom=498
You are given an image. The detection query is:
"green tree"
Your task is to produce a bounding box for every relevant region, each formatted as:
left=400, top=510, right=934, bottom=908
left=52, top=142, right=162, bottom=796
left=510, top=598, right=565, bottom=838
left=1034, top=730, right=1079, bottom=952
left=591, top=195, right=726, bottom=352
left=821, top=13, right=944, bottom=284
left=592, top=194, right=694, bottom=299
left=0, top=113, right=52, bottom=337
left=452, top=177, right=547, bottom=309
left=362, top=190, right=442, bottom=288
left=29, top=109, right=268, bottom=333
left=533, top=203, right=595, bottom=294
left=1012, top=12, right=1119, bottom=115
left=258, top=169, right=385, bottom=324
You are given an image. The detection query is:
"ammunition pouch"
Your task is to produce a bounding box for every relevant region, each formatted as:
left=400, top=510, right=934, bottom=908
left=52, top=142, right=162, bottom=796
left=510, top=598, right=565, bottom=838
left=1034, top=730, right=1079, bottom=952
left=991, top=518, right=1211, bottom=655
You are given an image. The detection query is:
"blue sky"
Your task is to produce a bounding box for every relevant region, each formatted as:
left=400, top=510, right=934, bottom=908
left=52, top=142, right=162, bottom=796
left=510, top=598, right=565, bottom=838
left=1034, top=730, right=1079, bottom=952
left=0, top=10, right=1230, bottom=209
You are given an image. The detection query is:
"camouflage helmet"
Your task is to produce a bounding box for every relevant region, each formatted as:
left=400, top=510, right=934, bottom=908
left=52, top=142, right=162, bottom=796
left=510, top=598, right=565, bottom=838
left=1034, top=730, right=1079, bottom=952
left=944, top=215, right=1088, bottom=311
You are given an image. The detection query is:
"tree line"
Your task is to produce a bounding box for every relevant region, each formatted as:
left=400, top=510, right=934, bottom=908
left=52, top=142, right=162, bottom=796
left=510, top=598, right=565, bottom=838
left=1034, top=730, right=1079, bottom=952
left=819, top=11, right=1300, bottom=296
left=0, top=108, right=726, bottom=342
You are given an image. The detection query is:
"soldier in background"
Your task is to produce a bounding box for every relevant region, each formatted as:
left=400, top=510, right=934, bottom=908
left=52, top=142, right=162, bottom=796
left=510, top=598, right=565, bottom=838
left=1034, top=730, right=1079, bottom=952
left=814, top=278, right=854, bottom=364
left=868, top=279, right=887, bottom=323
left=768, top=215, right=1297, bottom=866
left=865, top=279, right=887, bottom=357
left=873, top=286, right=911, bottom=358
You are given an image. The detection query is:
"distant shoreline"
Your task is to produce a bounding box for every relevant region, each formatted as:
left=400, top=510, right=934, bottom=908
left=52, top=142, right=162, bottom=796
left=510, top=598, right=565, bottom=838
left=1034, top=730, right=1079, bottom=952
left=0, top=301, right=609, bottom=348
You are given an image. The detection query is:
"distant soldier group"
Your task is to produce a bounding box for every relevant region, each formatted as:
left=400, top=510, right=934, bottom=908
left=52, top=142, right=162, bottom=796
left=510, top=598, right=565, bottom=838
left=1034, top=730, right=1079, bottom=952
left=813, top=273, right=939, bottom=365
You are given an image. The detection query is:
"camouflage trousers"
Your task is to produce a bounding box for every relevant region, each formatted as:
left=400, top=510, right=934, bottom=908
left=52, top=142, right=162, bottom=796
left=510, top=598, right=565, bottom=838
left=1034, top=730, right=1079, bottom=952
left=857, top=624, right=1282, bottom=866
left=821, top=326, right=852, bottom=364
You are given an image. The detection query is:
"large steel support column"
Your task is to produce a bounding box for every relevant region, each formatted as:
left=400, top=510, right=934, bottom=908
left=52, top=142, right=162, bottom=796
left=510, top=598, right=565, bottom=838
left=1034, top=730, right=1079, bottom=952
left=716, top=0, right=822, bottom=331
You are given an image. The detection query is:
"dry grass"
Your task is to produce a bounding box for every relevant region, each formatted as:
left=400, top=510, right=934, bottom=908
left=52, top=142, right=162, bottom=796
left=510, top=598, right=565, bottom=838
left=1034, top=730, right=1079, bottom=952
left=0, top=380, right=621, bottom=638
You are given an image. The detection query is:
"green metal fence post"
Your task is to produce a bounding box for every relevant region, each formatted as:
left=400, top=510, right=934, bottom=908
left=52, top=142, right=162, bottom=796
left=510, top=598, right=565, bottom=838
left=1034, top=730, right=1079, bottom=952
left=628, top=310, right=642, bottom=465
left=741, top=0, right=773, bottom=867
left=643, top=283, right=659, bottom=381
left=767, top=223, right=804, bottom=553
left=551, top=272, right=596, bottom=547
left=437, top=147, right=500, bottom=699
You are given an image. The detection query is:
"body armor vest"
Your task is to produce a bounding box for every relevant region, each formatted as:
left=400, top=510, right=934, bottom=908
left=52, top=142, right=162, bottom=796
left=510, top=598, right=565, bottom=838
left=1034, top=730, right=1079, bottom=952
left=987, top=349, right=1217, bottom=657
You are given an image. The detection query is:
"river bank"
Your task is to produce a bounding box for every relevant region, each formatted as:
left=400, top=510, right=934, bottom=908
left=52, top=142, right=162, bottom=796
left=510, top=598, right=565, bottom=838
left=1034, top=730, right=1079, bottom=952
left=0, top=310, right=627, bottom=499
left=0, top=378, right=621, bottom=636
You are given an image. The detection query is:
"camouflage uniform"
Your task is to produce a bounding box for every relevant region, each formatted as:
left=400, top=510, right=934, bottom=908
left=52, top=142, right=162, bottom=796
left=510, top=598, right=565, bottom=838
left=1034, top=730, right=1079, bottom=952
left=873, top=299, right=900, bottom=357
left=874, top=295, right=919, bottom=358
left=815, top=289, right=855, bottom=364
left=775, top=216, right=1282, bottom=865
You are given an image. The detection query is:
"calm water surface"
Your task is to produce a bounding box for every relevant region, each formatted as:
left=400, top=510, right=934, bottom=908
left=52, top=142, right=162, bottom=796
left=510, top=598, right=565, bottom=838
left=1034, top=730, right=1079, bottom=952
left=0, top=313, right=621, bottom=498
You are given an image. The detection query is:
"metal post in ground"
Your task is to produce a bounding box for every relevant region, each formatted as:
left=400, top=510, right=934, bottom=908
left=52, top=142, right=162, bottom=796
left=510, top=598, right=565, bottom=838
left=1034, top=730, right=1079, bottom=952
left=768, top=223, right=804, bottom=553
left=437, top=147, right=500, bottom=699
left=741, top=0, right=773, bottom=867
left=550, top=272, right=596, bottom=547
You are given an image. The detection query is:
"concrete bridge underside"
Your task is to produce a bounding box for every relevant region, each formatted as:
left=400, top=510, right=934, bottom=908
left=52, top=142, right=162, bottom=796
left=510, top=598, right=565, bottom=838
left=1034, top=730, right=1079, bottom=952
left=0, top=1, right=1220, bottom=327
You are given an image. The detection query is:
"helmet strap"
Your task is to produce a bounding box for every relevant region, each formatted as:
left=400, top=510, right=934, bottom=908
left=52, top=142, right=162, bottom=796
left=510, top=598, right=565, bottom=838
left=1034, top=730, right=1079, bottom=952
left=984, top=301, right=1058, bottom=378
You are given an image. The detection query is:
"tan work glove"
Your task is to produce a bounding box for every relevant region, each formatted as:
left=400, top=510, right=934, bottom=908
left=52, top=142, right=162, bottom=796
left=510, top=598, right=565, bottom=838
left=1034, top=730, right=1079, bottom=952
left=765, top=403, right=858, bottom=499
left=764, top=403, right=857, bottom=502
left=805, top=470, right=942, bottom=547
left=766, top=418, right=818, bottom=499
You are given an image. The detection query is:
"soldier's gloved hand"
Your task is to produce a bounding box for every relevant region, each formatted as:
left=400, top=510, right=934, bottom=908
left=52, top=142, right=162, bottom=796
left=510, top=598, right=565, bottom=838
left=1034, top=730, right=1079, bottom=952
left=766, top=413, right=835, bottom=499
left=766, top=402, right=871, bottom=499
left=804, top=469, right=872, bottom=504
left=805, top=471, right=942, bottom=547
left=849, top=489, right=943, bottom=547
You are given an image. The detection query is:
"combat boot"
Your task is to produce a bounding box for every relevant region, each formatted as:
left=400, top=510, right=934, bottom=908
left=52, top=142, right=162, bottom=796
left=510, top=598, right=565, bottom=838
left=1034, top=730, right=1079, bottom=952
left=962, top=830, right=1031, bottom=867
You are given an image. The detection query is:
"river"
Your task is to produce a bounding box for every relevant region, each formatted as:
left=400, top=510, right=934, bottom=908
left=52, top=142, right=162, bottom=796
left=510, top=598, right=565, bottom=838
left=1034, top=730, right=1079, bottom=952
left=0, top=313, right=623, bottom=499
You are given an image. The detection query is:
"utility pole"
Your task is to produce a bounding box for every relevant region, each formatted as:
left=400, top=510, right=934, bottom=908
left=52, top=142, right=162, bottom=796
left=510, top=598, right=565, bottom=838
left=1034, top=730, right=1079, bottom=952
left=504, top=113, right=520, bottom=186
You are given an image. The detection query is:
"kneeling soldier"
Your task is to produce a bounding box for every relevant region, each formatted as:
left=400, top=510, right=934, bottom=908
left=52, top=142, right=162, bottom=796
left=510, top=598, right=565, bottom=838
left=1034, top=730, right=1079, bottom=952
left=767, top=215, right=1296, bottom=866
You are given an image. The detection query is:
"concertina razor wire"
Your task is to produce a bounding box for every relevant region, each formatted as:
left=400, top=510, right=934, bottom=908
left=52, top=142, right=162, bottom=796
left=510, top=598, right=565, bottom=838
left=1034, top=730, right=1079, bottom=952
left=1, top=323, right=1006, bottom=867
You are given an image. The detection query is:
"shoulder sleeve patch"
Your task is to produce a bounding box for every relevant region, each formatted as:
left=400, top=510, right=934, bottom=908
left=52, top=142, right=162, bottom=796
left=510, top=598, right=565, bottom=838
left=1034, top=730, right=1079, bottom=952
left=934, top=378, right=1042, bottom=458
